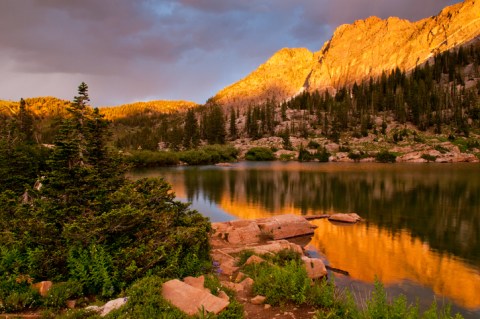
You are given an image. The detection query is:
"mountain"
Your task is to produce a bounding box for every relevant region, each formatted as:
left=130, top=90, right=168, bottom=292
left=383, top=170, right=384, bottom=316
left=99, top=100, right=198, bottom=120
left=212, top=0, right=480, bottom=108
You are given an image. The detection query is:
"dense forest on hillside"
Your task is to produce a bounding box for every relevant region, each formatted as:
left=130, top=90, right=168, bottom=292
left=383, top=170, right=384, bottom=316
left=106, top=42, right=480, bottom=151
left=1, top=43, right=479, bottom=155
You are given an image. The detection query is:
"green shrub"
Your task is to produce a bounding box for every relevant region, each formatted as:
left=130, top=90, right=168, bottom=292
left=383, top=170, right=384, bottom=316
left=348, top=152, right=362, bottom=162
left=2, top=289, right=41, bottom=313
left=245, top=147, right=276, bottom=161
left=0, top=270, right=40, bottom=313
left=307, top=140, right=320, bottom=149
left=180, top=145, right=238, bottom=165
left=246, top=260, right=310, bottom=306
left=279, top=153, right=294, bottom=161
left=375, top=151, right=397, bottom=163
left=315, top=147, right=331, bottom=162
left=43, top=281, right=83, bottom=309
left=298, top=146, right=315, bottom=162
left=67, top=245, right=115, bottom=298
left=421, top=154, right=437, bottom=162
left=126, top=150, right=179, bottom=167
left=434, top=145, right=449, bottom=154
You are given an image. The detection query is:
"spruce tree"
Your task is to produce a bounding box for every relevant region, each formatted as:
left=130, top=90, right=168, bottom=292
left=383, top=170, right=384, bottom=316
left=183, top=109, right=199, bottom=149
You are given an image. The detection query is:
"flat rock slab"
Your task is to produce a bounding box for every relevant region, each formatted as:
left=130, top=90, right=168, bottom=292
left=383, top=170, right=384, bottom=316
left=212, top=214, right=317, bottom=246
left=256, top=214, right=317, bottom=240
left=328, top=213, right=362, bottom=224
left=251, top=240, right=303, bottom=255
left=162, top=279, right=229, bottom=316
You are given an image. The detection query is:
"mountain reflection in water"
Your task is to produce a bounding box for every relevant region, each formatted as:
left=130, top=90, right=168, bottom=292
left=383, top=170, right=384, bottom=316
left=130, top=162, right=480, bottom=314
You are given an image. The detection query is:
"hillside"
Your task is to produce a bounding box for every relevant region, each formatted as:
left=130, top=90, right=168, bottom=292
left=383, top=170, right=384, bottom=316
left=213, top=0, right=480, bottom=108
left=100, top=100, right=198, bottom=120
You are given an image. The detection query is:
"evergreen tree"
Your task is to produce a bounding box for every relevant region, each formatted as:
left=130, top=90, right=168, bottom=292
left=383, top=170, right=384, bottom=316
left=183, top=109, right=199, bottom=149
left=229, top=107, right=238, bottom=140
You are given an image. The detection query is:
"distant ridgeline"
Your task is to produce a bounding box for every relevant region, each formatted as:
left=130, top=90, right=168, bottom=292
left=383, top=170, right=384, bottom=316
left=1, top=41, right=480, bottom=150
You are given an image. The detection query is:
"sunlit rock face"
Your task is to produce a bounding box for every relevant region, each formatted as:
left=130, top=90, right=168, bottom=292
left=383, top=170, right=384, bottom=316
left=213, top=48, right=314, bottom=108
left=214, top=0, right=480, bottom=108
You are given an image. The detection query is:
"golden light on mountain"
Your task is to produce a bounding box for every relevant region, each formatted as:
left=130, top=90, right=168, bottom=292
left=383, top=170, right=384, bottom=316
left=213, top=0, right=480, bottom=108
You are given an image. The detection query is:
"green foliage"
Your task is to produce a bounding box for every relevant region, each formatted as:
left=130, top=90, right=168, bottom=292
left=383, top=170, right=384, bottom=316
left=0, top=269, right=40, bottom=313
left=43, top=281, right=83, bottom=309
left=298, top=145, right=315, bottom=162
left=307, top=140, right=321, bottom=149
left=105, top=276, right=187, bottom=319
left=375, top=150, right=397, bottom=163
left=245, top=147, right=276, bottom=161
left=67, top=245, right=115, bottom=298
left=125, top=150, right=179, bottom=167
left=316, top=147, right=331, bottom=162
left=421, top=154, right=437, bottom=162
left=279, top=153, right=295, bottom=161
left=0, top=83, right=213, bottom=304
left=180, top=145, right=238, bottom=165
left=246, top=259, right=310, bottom=305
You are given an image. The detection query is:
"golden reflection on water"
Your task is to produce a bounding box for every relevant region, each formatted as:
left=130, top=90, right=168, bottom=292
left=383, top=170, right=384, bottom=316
left=218, top=200, right=480, bottom=310
left=309, top=219, right=480, bottom=309
left=132, top=165, right=480, bottom=310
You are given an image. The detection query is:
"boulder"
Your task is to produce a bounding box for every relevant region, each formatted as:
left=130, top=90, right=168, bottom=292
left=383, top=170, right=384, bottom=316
left=31, top=281, right=52, bottom=297
left=256, top=214, right=317, bottom=240
left=328, top=213, right=362, bottom=224
left=218, top=290, right=230, bottom=301
left=239, top=278, right=254, bottom=295
left=212, top=220, right=262, bottom=245
left=162, top=279, right=229, bottom=316
left=100, top=297, right=128, bottom=316
left=251, top=240, right=303, bottom=256
left=183, top=275, right=206, bottom=291
left=250, top=295, right=266, bottom=305
left=244, top=255, right=265, bottom=266
left=301, top=256, right=327, bottom=279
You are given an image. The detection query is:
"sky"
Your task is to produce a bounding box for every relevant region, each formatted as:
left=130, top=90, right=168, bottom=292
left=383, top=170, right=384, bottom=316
left=0, top=0, right=461, bottom=107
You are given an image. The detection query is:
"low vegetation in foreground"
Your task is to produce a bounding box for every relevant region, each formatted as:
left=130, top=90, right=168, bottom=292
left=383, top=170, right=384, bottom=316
left=237, top=249, right=463, bottom=319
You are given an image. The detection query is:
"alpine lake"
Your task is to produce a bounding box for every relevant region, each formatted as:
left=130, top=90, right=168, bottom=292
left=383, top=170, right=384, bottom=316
left=130, top=162, right=480, bottom=318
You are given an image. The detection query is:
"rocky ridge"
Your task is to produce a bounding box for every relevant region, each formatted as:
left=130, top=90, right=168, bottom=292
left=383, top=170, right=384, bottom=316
left=213, top=0, right=480, bottom=108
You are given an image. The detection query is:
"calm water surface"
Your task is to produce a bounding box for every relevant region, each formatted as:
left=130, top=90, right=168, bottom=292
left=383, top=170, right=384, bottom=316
left=130, top=162, right=480, bottom=318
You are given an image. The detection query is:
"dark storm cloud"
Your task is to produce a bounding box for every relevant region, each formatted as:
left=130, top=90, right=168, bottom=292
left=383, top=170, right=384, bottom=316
left=0, top=0, right=461, bottom=106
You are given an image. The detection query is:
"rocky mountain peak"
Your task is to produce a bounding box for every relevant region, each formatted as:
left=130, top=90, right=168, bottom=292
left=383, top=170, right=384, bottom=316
left=212, top=0, right=480, bottom=108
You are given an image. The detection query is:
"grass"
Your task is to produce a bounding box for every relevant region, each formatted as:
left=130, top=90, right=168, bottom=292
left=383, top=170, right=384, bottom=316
left=237, top=250, right=464, bottom=319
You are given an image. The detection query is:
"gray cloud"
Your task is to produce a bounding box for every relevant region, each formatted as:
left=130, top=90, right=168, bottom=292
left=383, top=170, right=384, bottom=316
left=0, top=0, right=461, bottom=106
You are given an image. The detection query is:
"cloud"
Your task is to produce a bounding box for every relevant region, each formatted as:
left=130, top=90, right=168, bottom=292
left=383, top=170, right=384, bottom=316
left=0, top=0, right=461, bottom=106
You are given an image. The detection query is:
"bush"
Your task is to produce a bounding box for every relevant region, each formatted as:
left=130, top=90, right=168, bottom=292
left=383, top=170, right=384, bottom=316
left=125, top=150, right=179, bottom=167
left=375, top=151, right=397, bottom=163
left=180, top=145, right=238, bottom=165
left=43, top=281, right=83, bottom=309
left=279, top=153, right=294, bottom=161
left=315, top=147, right=331, bottom=162
left=298, top=146, right=315, bottom=162
left=307, top=140, right=320, bottom=149
left=421, top=154, right=437, bottom=162
left=245, top=259, right=310, bottom=306
left=245, top=147, right=276, bottom=161
left=105, top=276, right=186, bottom=319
